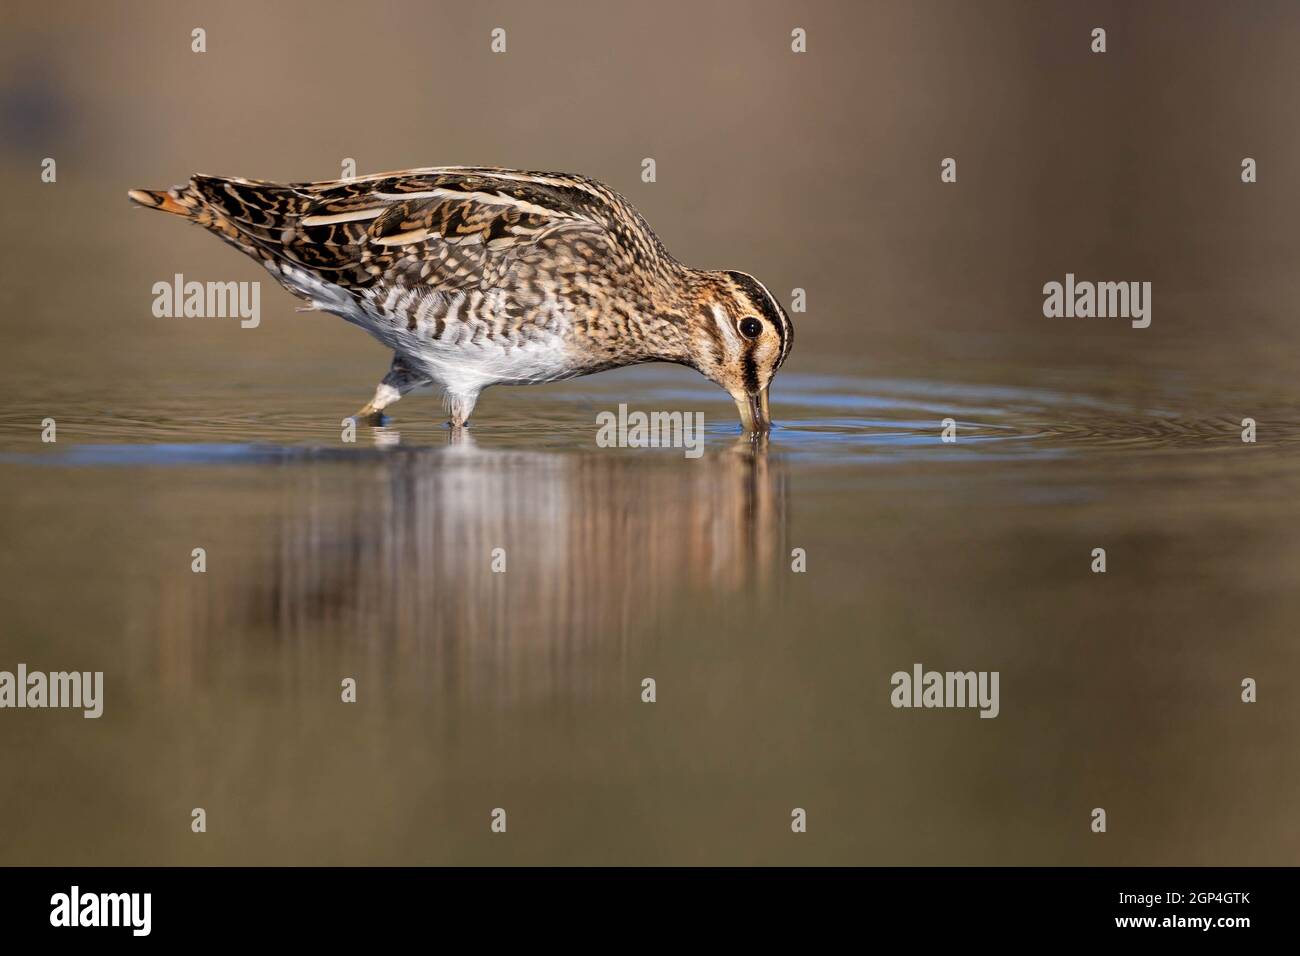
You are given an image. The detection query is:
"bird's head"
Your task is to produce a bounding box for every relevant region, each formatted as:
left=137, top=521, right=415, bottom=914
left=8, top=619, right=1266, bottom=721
left=688, top=270, right=794, bottom=432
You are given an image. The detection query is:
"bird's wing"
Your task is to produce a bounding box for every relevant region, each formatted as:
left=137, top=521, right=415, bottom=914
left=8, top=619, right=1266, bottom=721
left=184, top=168, right=639, bottom=298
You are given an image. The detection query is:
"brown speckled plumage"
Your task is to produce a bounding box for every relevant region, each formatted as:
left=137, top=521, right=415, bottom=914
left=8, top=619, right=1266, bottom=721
left=129, top=166, right=792, bottom=430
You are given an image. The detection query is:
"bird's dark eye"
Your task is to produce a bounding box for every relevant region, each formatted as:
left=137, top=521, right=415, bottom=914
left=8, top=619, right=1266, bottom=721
left=738, top=316, right=763, bottom=339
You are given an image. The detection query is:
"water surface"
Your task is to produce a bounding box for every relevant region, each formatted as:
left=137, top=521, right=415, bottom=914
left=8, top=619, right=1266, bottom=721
left=2, top=360, right=1298, bottom=865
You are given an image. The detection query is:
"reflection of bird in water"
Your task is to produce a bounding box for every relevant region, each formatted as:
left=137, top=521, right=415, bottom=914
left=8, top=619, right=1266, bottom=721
left=129, top=167, right=793, bottom=431
left=165, top=433, right=788, bottom=700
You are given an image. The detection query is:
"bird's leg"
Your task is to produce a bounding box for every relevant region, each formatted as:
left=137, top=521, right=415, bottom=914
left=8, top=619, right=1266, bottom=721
left=444, top=388, right=480, bottom=429
left=351, top=353, right=428, bottom=424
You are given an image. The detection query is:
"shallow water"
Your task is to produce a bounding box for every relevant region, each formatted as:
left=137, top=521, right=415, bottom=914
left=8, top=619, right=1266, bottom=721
left=6, top=0, right=1300, bottom=873
left=2, top=358, right=1299, bottom=866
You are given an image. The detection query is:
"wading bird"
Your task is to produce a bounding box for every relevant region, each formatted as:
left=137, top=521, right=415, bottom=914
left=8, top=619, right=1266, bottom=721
left=129, top=167, right=793, bottom=431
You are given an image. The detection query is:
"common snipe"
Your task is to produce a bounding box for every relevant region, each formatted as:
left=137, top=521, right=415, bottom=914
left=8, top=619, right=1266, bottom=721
left=129, top=167, right=793, bottom=431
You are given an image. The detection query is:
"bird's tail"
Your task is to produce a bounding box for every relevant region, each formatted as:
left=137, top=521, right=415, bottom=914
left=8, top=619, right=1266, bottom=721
left=127, top=183, right=204, bottom=218
left=127, top=177, right=267, bottom=261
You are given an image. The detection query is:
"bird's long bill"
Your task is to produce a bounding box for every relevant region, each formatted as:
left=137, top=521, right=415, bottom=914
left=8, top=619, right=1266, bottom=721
left=734, top=387, right=771, bottom=433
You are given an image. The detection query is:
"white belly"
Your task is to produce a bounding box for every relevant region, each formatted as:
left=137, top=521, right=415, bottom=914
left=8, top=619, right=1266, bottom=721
left=278, top=263, right=582, bottom=392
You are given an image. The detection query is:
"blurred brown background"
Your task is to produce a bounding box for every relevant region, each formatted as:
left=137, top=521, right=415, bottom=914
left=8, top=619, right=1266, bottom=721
left=3, top=0, right=1299, bottom=385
